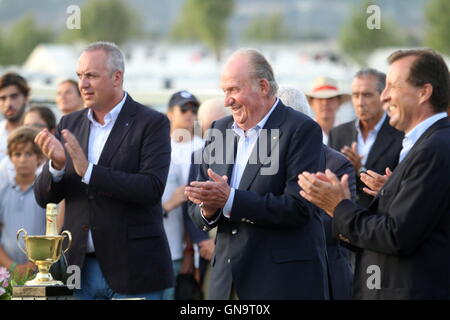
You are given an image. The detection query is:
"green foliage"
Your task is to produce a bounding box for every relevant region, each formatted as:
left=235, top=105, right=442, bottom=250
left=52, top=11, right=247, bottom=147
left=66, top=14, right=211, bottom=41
left=170, top=0, right=234, bottom=61
left=60, top=0, right=140, bottom=45
left=243, top=12, right=291, bottom=43
left=0, top=14, right=54, bottom=66
left=0, top=266, right=35, bottom=300
left=424, top=0, right=450, bottom=55
left=339, top=0, right=404, bottom=65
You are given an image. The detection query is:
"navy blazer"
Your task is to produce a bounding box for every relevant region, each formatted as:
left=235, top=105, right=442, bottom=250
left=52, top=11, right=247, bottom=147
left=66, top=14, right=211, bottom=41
left=188, top=101, right=330, bottom=300
left=328, top=116, right=404, bottom=207
left=34, top=95, right=174, bottom=294
left=333, top=117, right=450, bottom=299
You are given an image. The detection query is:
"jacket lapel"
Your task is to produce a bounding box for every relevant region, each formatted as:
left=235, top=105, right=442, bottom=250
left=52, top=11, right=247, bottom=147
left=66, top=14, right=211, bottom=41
left=365, top=116, right=395, bottom=168
left=97, top=95, right=137, bottom=166
left=238, top=101, right=284, bottom=190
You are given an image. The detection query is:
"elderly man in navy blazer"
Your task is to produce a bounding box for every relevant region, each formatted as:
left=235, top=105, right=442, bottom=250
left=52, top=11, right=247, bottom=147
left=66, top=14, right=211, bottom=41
left=34, top=42, right=173, bottom=300
left=186, top=49, right=329, bottom=300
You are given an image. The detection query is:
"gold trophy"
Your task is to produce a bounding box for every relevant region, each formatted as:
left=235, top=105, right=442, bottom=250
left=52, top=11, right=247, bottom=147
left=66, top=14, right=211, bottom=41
left=16, top=203, right=72, bottom=286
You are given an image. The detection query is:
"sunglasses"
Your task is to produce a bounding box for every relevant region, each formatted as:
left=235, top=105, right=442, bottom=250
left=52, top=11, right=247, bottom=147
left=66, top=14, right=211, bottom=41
left=180, top=103, right=199, bottom=114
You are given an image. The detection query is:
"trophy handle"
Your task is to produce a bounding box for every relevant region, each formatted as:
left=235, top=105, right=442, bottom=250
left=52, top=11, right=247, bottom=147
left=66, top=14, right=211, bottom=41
left=16, top=228, right=28, bottom=256
left=61, top=230, right=72, bottom=254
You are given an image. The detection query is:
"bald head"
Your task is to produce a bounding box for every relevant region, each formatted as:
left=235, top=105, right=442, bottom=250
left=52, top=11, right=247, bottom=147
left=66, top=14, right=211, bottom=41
left=198, top=98, right=230, bottom=134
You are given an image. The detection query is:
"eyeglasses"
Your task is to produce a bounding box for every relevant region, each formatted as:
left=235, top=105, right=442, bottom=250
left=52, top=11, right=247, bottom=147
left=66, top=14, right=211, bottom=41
left=180, top=103, right=199, bottom=114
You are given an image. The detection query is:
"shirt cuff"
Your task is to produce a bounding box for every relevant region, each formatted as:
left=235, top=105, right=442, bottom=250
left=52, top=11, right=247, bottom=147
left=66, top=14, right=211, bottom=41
left=82, top=162, right=94, bottom=185
left=222, top=188, right=235, bottom=218
left=201, top=208, right=221, bottom=225
left=49, top=160, right=65, bottom=183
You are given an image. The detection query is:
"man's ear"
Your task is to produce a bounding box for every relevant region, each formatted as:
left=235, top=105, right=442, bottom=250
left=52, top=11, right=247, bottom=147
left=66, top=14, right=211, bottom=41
left=418, top=83, right=433, bottom=105
left=259, top=78, right=271, bottom=96
left=113, top=70, right=123, bottom=87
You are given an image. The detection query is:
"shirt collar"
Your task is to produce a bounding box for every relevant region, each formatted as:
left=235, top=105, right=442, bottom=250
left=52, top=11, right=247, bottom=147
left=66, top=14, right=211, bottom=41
left=355, top=112, right=386, bottom=135
left=87, top=92, right=127, bottom=127
left=232, top=98, right=279, bottom=137
left=403, top=112, right=448, bottom=146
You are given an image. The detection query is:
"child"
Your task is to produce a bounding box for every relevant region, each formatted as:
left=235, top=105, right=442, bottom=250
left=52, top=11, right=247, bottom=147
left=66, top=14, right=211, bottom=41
left=0, top=126, right=46, bottom=277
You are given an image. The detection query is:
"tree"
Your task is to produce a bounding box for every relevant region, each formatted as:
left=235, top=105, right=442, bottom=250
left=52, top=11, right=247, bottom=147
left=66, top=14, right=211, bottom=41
left=61, top=0, right=140, bottom=45
left=243, top=12, right=291, bottom=43
left=170, top=0, right=234, bottom=61
left=339, top=0, right=403, bottom=65
left=424, top=0, right=450, bottom=55
left=3, top=14, right=54, bottom=65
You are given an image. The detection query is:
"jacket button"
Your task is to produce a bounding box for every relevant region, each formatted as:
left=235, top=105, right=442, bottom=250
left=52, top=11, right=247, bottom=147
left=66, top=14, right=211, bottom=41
left=88, top=194, right=95, bottom=200
left=81, top=224, right=89, bottom=231
left=227, top=258, right=231, bottom=263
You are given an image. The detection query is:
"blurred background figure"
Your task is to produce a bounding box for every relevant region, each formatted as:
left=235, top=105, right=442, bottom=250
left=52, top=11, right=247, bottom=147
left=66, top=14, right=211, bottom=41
left=185, top=97, right=230, bottom=299
left=328, top=69, right=403, bottom=208
left=55, top=79, right=83, bottom=117
left=305, top=76, right=350, bottom=144
left=0, top=105, right=56, bottom=185
left=278, top=86, right=355, bottom=299
left=162, top=90, right=204, bottom=300
left=0, top=72, right=30, bottom=161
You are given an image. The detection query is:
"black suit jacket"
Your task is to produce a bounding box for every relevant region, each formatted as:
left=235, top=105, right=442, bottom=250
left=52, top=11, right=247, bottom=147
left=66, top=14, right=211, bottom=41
left=328, top=115, right=404, bottom=207
left=188, top=101, right=330, bottom=300
left=34, top=95, right=174, bottom=294
left=332, top=117, right=450, bottom=299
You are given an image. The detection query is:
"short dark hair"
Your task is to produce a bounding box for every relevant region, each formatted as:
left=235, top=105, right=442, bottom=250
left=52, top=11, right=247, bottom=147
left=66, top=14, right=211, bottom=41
left=26, top=105, right=57, bottom=132
left=388, top=49, right=450, bottom=113
left=7, top=126, right=43, bottom=158
left=0, top=72, right=30, bottom=97
left=59, top=79, right=81, bottom=97
left=354, top=68, right=386, bottom=93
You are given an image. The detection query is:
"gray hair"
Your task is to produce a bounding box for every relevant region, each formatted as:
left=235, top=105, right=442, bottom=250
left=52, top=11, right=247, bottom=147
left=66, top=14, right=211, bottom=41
left=354, top=68, right=386, bottom=93
left=235, top=48, right=279, bottom=96
left=277, top=86, right=313, bottom=117
left=83, top=41, right=125, bottom=74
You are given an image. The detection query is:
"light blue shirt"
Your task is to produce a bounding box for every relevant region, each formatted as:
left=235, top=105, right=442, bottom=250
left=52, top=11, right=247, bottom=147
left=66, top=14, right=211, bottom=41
left=399, top=112, right=448, bottom=163
left=202, top=98, right=279, bottom=224
left=49, top=92, right=127, bottom=252
left=0, top=182, right=46, bottom=264
left=356, top=112, right=386, bottom=166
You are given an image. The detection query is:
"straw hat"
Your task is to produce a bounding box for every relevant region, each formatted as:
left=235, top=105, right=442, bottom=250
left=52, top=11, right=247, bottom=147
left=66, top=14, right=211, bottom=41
left=305, top=76, right=350, bottom=103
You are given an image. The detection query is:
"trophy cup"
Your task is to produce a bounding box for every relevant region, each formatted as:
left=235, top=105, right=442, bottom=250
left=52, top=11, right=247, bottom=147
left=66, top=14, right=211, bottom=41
left=16, top=203, right=72, bottom=286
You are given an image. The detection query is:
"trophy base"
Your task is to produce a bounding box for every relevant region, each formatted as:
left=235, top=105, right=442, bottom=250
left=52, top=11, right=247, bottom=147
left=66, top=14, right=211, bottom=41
left=25, top=272, right=64, bottom=286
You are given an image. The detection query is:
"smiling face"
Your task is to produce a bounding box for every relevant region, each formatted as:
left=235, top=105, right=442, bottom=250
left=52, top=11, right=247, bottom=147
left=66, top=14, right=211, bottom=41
left=76, top=49, right=123, bottom=112
left=381, top=56, right=425, bottom=133
left=351, top=75, right=384, bottom=125
left=221, top=53, right=270, bottom=131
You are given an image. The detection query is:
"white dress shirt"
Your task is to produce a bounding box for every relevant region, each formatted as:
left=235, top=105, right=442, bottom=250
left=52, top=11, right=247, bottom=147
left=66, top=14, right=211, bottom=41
left=356, top=112, right=386, bottom=166
left=202, top=98, right=279, bottom=223
left=399, top=112, right=448, bottom=163
left=49, top=92, right=127, bottom=252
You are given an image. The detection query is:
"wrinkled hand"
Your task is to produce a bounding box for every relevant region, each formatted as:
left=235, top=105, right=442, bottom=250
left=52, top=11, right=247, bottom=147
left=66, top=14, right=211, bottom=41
left=61, top=130, right=88, bottom=177
left=341, top=142, right=363, bottom=173
left=34, top=129, right=66, bottom=170
left=361, top=167, right=392, bottom=196
left=185, top=169, right=230, bottom=219
left=198, top=239, right=215, bottom=261
left=298, top=169, right=351, bottom=217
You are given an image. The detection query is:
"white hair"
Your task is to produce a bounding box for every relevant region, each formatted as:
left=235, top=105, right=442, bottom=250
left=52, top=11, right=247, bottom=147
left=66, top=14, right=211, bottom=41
left=277, top=86, right=313, bottom=117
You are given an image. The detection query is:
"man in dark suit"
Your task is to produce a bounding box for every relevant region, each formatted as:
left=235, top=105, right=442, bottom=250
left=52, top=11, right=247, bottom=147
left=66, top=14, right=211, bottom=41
left=185, top=49, right=329, bottom=300
left=34, top=42, right=173, bottom=300
left=278, top=87, right=355, bottom=299
left=299, top=49, right=450, bottom=299
left=328, top=69, right=403, bottom=208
